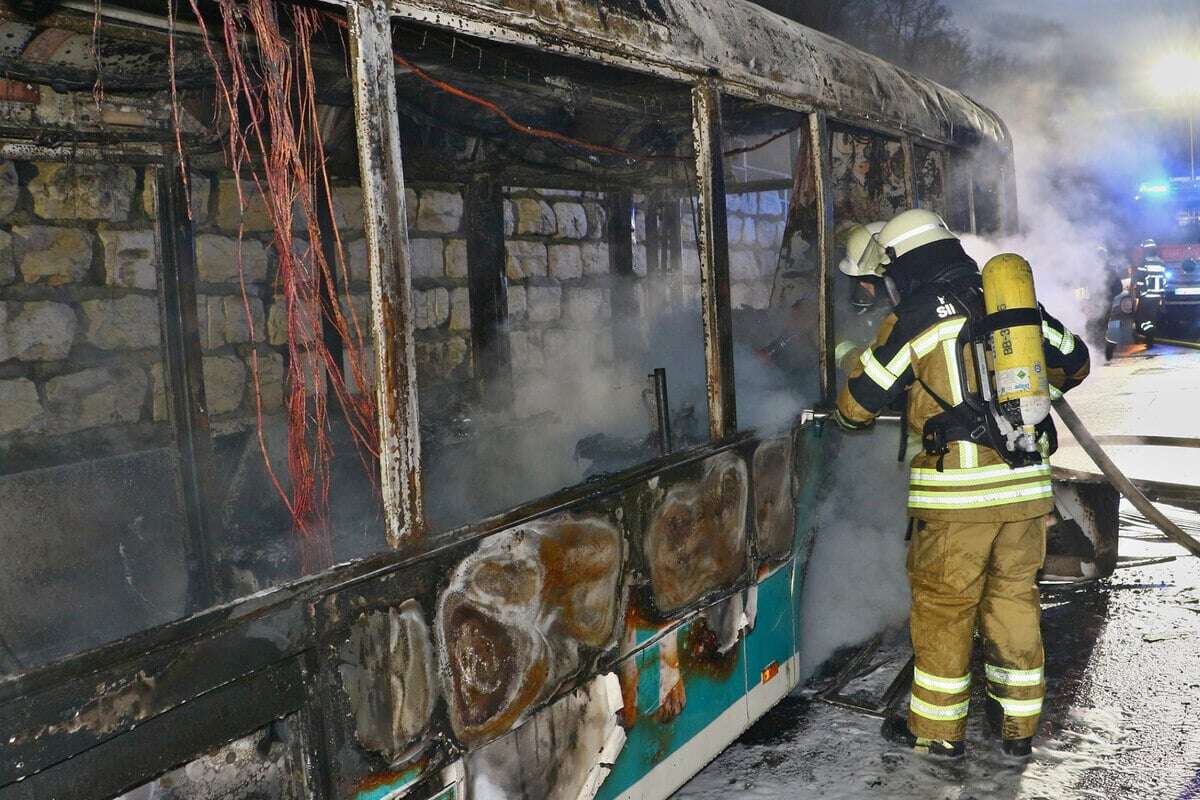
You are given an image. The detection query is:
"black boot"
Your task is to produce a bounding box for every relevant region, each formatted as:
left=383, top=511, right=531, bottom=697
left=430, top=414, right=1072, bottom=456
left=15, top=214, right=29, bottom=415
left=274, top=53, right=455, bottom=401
left=1002, top=737, right=1033, bottom=759
left=880, top=715, right=965, bottom=759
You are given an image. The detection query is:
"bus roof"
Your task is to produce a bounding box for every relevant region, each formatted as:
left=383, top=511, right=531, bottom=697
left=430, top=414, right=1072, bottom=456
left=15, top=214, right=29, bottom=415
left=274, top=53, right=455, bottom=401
left=394, top=0, right=1011, bottom=150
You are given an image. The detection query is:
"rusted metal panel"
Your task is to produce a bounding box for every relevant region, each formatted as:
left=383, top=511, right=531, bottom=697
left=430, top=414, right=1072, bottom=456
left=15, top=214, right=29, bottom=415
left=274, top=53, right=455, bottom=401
left=348, top=0, right=425, bottom=545
left=642, top=450, right=749, bottom=615
left=437, top=514, right=625, bottom=748
left=387, top=0, right=1009, bottom=149
left=751, top=436, right=795, bottom=564
left=811, top=112, right=836, bottom=404
left=692, top=81, right=737, bottom=440
left=336, top=600, right=436, bottom=762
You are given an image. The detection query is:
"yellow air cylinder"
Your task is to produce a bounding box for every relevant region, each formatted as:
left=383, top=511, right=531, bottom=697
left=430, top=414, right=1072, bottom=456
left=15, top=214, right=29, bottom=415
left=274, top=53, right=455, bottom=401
left=981, top=254, right=1050, bottom=437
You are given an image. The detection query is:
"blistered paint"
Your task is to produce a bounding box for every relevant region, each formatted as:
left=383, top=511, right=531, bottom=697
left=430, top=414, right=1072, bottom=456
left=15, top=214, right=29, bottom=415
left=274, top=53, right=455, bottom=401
left=752, top=437, right=796, bottom=562
left=338, top=599, right=436, bottom=762
left=464, top=672, right=626, bottom=799
left=644, top=451, right=749, bottom=613
left=437, top=514, right=624, bottom=748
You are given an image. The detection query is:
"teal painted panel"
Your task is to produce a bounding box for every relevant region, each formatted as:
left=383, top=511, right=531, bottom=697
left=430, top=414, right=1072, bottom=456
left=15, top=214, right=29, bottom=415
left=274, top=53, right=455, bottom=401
left=744, top=561, right=796, bottom=683
left=596, top=614, right=749, bottom=800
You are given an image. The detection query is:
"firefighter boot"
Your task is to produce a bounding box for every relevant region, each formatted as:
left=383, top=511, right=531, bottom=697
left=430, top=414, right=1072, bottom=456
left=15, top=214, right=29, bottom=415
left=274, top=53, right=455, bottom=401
left=880, top=715, right=965, bottom=759
left=987, top=695, right=1033, bottom=758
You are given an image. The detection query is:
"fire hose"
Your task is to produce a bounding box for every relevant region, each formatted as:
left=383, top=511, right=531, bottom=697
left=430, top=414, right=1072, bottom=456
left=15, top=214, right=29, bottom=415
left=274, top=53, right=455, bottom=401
left=1053, top=397, right=1200, bottom=557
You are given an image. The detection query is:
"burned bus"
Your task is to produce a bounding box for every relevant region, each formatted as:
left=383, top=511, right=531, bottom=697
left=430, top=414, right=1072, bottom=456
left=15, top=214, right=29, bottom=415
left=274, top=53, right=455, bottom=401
left=0, top=1, right=1101, bottom=798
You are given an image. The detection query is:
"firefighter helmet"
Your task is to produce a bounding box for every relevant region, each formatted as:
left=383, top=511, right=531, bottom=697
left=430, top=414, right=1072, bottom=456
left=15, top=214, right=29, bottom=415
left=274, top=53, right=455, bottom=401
left=877, top=209, right=957, bottom=263
left=838, top=221, right=887, bottom=277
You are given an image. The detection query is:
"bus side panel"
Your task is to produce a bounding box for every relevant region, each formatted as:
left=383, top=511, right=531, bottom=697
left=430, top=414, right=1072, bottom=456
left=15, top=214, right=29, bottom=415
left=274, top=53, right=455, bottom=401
left=596, top=613, right=750, bottom=800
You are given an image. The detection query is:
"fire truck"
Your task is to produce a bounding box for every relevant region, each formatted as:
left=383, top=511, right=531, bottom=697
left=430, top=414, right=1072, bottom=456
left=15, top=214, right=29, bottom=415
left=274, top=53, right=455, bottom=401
left=1130, top=177, right=1200, bottom=338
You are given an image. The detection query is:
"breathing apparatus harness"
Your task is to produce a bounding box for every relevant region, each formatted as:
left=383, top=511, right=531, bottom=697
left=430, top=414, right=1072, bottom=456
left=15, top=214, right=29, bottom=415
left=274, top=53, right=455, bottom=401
left=886, top=245, right=1056, bottom=471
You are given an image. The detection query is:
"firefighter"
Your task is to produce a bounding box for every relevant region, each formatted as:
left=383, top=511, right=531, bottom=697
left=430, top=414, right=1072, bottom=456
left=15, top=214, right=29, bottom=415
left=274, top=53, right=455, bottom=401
left=1134, top=239, right=1166, bottom=346
left=833, top=209, right=1090, bottom=759
left=834, top=221, right=891, bottom=371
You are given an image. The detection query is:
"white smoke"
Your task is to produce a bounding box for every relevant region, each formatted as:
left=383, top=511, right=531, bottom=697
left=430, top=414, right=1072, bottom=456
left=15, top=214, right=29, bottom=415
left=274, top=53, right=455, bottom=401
left=797, top=425, right=912, bottom=679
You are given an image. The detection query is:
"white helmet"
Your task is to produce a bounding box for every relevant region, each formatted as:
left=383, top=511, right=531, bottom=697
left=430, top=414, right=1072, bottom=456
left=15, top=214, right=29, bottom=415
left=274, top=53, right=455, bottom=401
left=838, top=221, right=887, bottom=277
left=876, top=209, right=957, bottom=264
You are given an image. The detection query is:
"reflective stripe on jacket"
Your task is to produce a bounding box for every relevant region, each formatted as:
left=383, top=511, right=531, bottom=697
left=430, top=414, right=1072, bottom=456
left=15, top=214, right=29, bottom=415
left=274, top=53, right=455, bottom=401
left=835, top=283, right=1091, bottom=522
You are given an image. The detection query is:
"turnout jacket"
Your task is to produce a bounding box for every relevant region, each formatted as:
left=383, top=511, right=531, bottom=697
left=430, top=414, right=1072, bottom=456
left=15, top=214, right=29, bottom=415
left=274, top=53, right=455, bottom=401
left=835, top=241, right=1091, bottom=523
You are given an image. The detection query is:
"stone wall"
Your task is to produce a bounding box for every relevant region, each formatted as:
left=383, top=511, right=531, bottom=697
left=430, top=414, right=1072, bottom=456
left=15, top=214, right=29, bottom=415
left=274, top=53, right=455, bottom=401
left=0, top=159, right=168, bottom=462
left=726, top=189, right=789, bottom=311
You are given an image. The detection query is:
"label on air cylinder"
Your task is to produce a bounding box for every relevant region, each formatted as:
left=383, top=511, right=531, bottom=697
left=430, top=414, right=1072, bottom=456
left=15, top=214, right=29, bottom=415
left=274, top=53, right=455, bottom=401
left=995, top=366, right=1033, bottom=398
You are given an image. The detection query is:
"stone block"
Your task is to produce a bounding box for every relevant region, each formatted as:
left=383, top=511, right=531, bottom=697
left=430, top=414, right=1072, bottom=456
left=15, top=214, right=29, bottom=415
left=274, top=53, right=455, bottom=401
left=514, top=198, right=555, bottom=236
left=405, top=188, right=418, bottom=230
left=564, top=286, right=611, bottom=321
left=503, top=199, right=515, bottom=237
left=730, top=249, right=759, bottom=281
left=202, top=294, right=266, bottom=350
left=0, top=231, right=13, bottom=285
left=331, top=185, right=364, bottom=229
left=505, top=240, right=547, bottom=280
left=726, top=215, right=743, bottom=245
left=13, top=225, right=93, bottom=285
left=266, top=294, right=320, bottom=347
left=731, top=282, right=771, bottom=310
left=0, top=378, right=43, bottom=434
left=449, top=287, right=471, bottom=331
left=81, top=296, right=160, bottom=351
left=0, top=161, right=18, bottom=218
left=526, top=285, right=562, bottom=323
left=583, top=202, right=606, bottom=240
left=214, top=178, right=275, bottom=232
left=548, top=244, right=583, bottom=280
left=203, top=355, right=247, bottom=415
left=416, top=190, right=462, bottom=234
left=413, top=287, right=450, bottom=329
left=508, top=329, right=542, bottom=371
left=150, top=363, right=168, bottom=422
left=45, top=366, right=148, bottom=432
left=553, top=202, right=588, bottom=239
left=29, top=162, right=136, bottom=221
left=756, top=220, right=782, bottom=249
left=580, top=242, right=610, bottom=275
left=195, top=234, right=269, bottom=284
left=99, top=229, right=158, bottom=290
left=2, top=301, right=77, bottom=362
left=444, top=239, right=468, bottom=279
left=409, top=238, right=444, bottom=279
left=507, top=285, right=527, bottom=319
left=760, top=191, right=785, bottom=216
left=345, top=237, right=370, bottom=285
left=142, top=171, right=210, bottom=223
left=739, top=217, right=757, bottom=246
left=255, top=351, right=286, bottom=411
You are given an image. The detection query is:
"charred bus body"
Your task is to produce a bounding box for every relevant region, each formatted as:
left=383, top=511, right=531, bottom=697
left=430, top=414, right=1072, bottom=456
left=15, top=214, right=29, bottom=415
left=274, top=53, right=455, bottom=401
left=0, top=1, right=1112, bottom=799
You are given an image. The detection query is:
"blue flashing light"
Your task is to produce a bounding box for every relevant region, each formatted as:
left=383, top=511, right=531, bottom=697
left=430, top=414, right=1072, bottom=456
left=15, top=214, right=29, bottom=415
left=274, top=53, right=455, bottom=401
left=1139, top=181, right=1172, bottom=196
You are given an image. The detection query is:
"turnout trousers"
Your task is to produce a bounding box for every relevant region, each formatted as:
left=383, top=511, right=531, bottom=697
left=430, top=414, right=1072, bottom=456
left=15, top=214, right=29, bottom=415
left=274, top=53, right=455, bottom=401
left=906, top=517, right=1047, bottom=741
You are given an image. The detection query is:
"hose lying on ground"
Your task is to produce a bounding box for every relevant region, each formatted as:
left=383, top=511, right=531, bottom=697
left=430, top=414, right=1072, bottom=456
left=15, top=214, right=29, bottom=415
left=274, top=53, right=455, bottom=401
left=1053, top=397, right=1200, bottom=558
